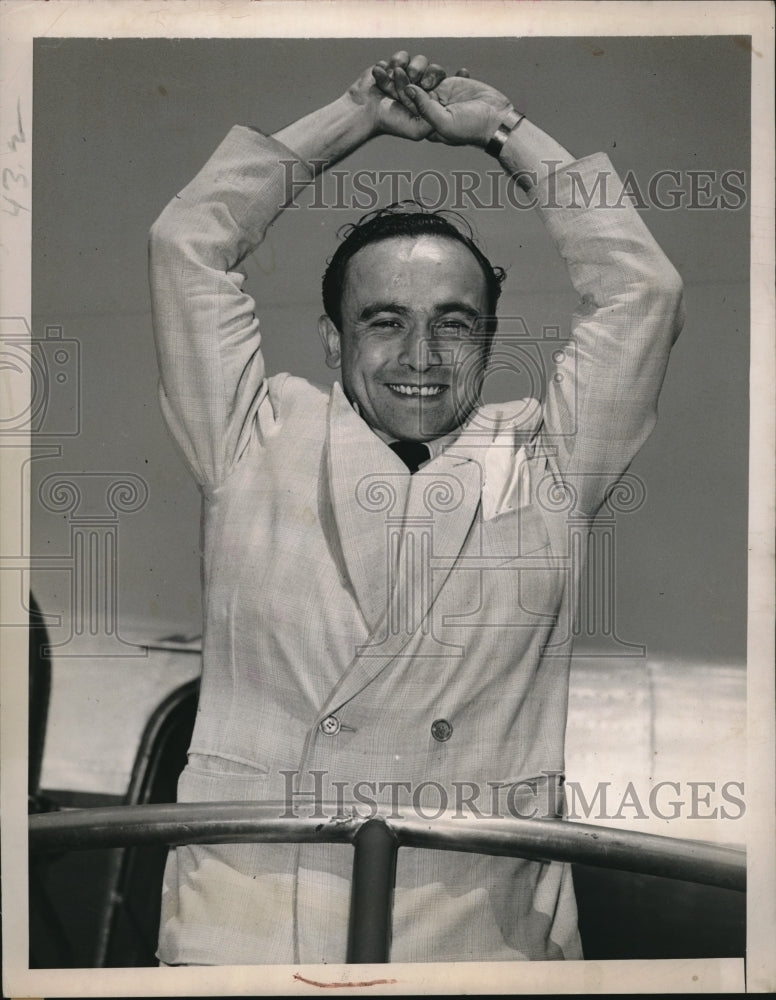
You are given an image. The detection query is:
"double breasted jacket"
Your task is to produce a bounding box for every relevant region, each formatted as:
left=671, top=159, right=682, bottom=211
left=149, top=126, right=684, bottom=964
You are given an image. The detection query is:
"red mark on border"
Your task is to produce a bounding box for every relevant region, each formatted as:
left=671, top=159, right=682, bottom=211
left=293, top=972, right=398, bottom=988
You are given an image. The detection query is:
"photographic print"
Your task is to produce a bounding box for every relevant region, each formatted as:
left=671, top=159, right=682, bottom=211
left=1, top=2, right=773, bottom=996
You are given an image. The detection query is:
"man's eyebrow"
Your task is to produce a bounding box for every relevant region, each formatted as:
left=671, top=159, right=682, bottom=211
left=358, top=302, right=412, bottom=321
left=357, top=301, right=483, bottom=322
left=431, top=301, right=482, bottom=319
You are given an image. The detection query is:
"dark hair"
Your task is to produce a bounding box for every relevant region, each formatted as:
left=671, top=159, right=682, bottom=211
left=321, top=201, right=506, bottom=335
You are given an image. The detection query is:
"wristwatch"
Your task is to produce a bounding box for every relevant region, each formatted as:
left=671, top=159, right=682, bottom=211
left=485, top=108, right=526, bottom=158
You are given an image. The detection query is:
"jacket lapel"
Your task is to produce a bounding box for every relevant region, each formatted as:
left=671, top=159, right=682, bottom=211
left=326, top=382, right=410, bottom=632
left=321, top=402, right=484, bottom=717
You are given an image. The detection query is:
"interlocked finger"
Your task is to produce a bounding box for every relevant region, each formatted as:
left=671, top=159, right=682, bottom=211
left=420, top=63, right=446, bottom=90
left=392, top=65, right=420, bottom=113
left=406, top=54, right=429, bottom=83
left=388, top=50, right=410, bottom=70
left=372, top=64, right=399, bottom=100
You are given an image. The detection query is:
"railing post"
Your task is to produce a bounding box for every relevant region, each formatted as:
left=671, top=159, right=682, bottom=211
left=347, top=818, right=398, bottom=964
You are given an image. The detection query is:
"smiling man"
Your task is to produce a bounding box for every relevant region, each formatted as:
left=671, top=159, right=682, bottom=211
left=319, top=212, right=502, bottom=445
left=149, top=52, right=684, bottom=966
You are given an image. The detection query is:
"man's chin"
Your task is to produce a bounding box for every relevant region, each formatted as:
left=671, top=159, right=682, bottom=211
left=380, top=418, right=460, bottom=442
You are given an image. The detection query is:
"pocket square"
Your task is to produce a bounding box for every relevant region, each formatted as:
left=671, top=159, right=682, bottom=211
left=459, top=400, right=542, bottom=521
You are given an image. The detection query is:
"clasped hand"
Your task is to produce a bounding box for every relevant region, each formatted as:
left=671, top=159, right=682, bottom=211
left=349, top=50, right=513, bottom=148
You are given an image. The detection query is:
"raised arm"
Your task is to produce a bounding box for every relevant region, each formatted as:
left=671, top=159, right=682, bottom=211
left=398, top=71, right=685, bottom=513
left=148, top=54, right=447, bottom=487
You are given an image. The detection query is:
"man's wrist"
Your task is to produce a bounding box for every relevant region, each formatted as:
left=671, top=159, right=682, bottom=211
left=275, top=94, right=377, bottom=168
left=336, top=91, right=381, bottom=141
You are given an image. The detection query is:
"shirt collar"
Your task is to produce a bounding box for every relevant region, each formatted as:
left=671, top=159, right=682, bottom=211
left=350, top=398, right=464, bottom=466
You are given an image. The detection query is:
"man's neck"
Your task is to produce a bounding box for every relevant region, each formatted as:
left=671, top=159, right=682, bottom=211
left=350, top=399, right=463, bottom=460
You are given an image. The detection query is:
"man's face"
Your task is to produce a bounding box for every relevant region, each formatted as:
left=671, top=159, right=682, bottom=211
left=321, top=235, right=491, bottom=442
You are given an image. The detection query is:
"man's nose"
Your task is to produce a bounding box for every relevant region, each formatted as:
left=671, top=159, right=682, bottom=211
left=398, top=323, right=443, bottom=370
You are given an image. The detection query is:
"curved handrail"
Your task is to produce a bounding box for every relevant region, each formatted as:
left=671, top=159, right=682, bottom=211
left=29, top=800, right=745, bottom=891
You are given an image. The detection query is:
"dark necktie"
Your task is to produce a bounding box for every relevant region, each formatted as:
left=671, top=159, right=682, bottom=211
left=389, top=440, right=430, bottom=474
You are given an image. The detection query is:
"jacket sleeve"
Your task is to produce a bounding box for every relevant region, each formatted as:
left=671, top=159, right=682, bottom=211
left=531, top=153, right=685, bottom=515
left=148, top=126, right=314, bottom=488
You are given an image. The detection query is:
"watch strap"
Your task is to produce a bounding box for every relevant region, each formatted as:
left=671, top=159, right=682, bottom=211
left=485, top=108, right=526, bottom=158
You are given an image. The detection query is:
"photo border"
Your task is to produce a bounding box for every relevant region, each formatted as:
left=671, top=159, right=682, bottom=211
left=1, top=2, right=773, bottom=995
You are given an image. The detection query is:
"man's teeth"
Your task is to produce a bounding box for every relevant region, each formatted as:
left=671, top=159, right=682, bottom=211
left=388, top=384, right=444, bottom=396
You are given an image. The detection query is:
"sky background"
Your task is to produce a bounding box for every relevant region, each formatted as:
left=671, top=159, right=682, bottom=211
left=30, top=35, right=751, bottom=665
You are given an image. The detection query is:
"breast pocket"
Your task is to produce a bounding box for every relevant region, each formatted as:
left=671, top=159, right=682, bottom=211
left=479, top=503, right=551, bottom=565
left=178, top=753, right=269, bottom=803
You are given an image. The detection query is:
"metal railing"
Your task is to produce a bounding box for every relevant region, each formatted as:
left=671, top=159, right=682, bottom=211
left=29, top=801, right=746, bottom=964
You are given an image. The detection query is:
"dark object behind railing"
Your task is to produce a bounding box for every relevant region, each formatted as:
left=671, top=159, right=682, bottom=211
left=30, top=800, right=746, bottom=965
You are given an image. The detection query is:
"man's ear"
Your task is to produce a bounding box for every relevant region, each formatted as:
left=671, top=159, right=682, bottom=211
left=318, top=314, right=341, bottom=370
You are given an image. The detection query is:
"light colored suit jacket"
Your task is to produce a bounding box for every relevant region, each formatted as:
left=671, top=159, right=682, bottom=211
left=149, top=127, right=684, bottom=965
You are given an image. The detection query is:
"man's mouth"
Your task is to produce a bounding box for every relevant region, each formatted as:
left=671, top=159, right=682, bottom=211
left=386, top=383, right=446, bottom=397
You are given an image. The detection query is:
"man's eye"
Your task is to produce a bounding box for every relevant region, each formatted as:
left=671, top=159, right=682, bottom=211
left=435, top=320, right=470, bottom=336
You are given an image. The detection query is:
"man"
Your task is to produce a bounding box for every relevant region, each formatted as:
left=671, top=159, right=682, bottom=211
left=149, top=52, right=684, bottom=965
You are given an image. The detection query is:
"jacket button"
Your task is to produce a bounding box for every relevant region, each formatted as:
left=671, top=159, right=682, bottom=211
left=431, top=718, right=453, bottom=742
left=319, top=715, right=341, bottom=736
